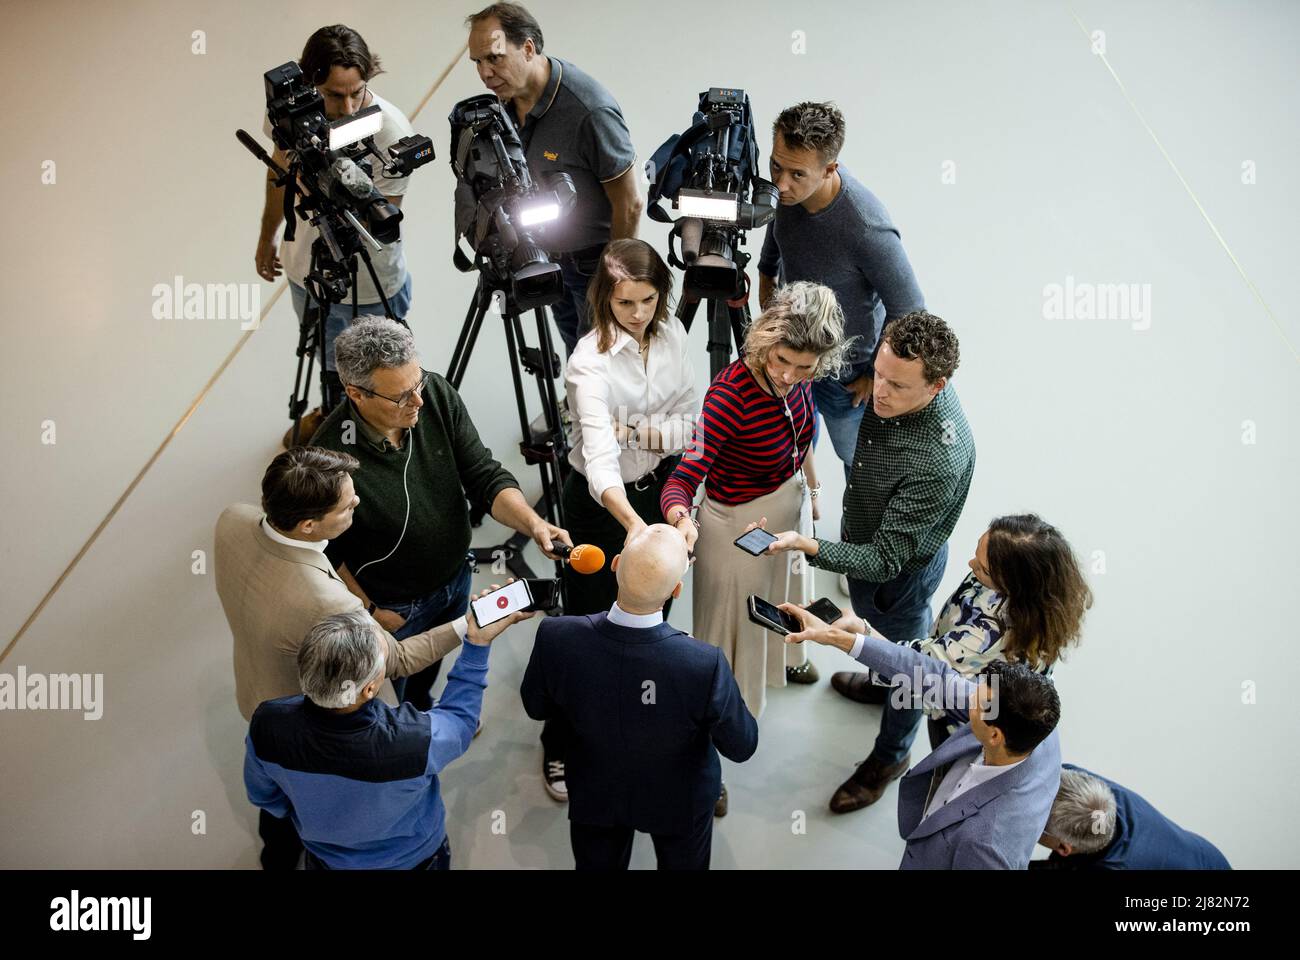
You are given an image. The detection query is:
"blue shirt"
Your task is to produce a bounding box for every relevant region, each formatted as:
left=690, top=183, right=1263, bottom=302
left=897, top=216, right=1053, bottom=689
left=243, top=641, right=489, bottom=869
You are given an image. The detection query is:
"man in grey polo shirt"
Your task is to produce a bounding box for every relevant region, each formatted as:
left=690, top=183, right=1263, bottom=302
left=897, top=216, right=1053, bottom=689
left=757, top=101, right=926, bottom=476
left=465, top=2, right=644, bottom=356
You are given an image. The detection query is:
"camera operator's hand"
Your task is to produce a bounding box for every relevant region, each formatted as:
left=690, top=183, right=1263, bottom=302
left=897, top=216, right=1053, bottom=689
left=465, top=583, right=537, bottom=646
left=373, top=607, right=407, bottom=633
left=256, top=236, right=283, bottom=281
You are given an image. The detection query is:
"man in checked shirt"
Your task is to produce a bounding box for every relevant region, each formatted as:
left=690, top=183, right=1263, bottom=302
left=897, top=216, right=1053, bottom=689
left=747, top=311, right=975, bottom=814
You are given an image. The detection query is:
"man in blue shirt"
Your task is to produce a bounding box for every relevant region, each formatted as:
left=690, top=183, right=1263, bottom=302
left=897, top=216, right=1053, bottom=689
left=1032, top=764, right=1231, bottom=870
left=243, top=591, right=533, bottom=869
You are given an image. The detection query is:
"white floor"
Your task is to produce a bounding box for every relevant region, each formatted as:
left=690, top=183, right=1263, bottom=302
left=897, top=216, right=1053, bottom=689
left=2, top=0, right=1296, bottom=868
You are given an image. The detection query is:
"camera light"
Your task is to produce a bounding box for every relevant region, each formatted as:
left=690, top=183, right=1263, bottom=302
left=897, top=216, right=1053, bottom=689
left=518, top=202, right=559, bottom=226
left=329, top=105, right=383, bottom=151
left=676, top=189, right=739, bottom=222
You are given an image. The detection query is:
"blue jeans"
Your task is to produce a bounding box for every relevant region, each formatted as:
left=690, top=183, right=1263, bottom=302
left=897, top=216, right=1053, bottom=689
left=549, top=246, right=604, bottom=356
left=846, top=543, right=949, bottom=765
left=812, top=376, right=868, bottom=480
left=288, top=273, right=413, bottom=372
left=387, top=554, right=474, bottom=710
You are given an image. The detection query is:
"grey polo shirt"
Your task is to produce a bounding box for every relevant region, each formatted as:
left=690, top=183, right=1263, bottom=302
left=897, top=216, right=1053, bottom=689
left=507, top=56, right=637, bottom=254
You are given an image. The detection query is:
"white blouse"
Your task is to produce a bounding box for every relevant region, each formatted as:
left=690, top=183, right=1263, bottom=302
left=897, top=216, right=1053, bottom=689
left=564, top=317, right=697, bottom=505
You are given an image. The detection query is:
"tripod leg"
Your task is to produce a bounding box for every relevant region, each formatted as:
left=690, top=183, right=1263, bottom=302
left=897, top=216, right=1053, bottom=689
left=447, top=281, right=492, bottom=389
left=707, top=297, right=734, bottom=380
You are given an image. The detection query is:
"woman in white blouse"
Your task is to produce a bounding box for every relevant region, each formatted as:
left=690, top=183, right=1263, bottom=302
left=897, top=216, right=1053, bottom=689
left=562, top=238, right=698, bottom=616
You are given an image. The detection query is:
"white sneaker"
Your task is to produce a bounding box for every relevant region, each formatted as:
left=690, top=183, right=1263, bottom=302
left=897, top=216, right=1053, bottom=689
left=544, top=759, right=568, bottom=802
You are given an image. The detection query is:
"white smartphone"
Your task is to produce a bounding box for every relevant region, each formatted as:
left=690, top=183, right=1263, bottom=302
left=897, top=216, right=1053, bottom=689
left=471, top=580, right=533, bottom=628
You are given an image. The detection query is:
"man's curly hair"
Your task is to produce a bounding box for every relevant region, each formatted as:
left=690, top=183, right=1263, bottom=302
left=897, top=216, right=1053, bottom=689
left=881, top=311, right=960, bottom=384
left=772, top=101, right=845, bottom=165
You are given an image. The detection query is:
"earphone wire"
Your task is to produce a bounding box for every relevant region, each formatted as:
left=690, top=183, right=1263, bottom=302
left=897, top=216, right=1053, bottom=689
left=354, top=424, right=415, bottom=578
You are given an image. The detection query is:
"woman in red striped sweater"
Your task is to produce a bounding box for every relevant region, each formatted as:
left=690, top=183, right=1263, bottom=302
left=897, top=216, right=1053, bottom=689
left=660, top=282, right=848, bottom=812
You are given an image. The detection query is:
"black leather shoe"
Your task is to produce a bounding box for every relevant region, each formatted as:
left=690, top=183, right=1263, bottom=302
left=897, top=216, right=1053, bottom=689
left=786, top=660, right=819, bottom=684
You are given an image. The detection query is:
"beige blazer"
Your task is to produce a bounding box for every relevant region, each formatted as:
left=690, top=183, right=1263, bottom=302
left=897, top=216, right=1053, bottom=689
left=214, top=503, right=462, bottom=720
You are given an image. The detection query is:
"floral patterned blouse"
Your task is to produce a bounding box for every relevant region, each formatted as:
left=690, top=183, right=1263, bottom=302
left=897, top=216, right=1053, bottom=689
left=872, top=571, right=1052, bottom=730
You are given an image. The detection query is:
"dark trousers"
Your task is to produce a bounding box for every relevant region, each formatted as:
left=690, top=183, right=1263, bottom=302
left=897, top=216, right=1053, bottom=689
left=559, top=462, right=679, bottom=618
left=387, top=556, right=474, bottom=710
left=258, top=809, right=303, bottom=871
left=549, top=245, right=605, bottom=356
left=845, top=544, right=949, bottom=765
left=570, top=810, right=713, bottom=870
left=543, top=463, right=678, bottom=759
left=303, top=834, right=451, bottom=870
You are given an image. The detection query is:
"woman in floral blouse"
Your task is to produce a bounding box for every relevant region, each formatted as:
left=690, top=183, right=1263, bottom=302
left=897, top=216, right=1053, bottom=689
left=832, top=513, right=1094, bottom=749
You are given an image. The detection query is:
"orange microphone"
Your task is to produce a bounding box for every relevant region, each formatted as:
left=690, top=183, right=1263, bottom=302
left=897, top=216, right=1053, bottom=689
left=556, top=543, right=606, bottom=574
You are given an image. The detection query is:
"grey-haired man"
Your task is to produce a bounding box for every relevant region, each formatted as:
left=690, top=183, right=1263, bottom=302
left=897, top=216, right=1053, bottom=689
left=310, top=317, right=571, bottom=712
left=244, top=598, right=533, bottom=869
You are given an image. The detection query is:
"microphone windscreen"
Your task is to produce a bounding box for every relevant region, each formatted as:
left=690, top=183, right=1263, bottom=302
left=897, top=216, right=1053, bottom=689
left=568, top=544, right=606, bottom=574
left=332, top=157, right=375, bottom=198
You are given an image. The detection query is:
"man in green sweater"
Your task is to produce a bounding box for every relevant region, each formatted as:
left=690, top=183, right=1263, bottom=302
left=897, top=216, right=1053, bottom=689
left=752, top=311, right=975, bottom=813
left=311, top=317, right=570, bottom=711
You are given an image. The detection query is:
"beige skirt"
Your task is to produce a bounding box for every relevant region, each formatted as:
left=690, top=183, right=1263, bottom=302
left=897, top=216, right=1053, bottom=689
left=692, top=474, right=813, bottom=719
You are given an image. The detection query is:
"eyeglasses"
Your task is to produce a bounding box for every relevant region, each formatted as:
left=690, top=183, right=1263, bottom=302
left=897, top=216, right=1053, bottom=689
left=352, top=371, right=429, bottom=408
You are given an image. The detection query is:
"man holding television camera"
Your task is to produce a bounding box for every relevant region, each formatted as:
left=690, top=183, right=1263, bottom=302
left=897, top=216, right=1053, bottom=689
left=465, top=3, right=644, bottom=357
left=255, top=24, right=417, bottom=443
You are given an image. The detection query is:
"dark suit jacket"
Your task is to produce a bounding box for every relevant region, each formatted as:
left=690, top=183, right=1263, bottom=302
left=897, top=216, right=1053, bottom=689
left=520, top=613, right=758, bottom=836
left=1042, top=764, right=1231, bottom=870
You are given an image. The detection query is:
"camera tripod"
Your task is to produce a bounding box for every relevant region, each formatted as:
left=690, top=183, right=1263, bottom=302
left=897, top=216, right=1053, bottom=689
left=677, top=282, right=753, bottom=381
left=286, top=235, right=404, bottom=446
left=446, top=271, right=569, bottom=590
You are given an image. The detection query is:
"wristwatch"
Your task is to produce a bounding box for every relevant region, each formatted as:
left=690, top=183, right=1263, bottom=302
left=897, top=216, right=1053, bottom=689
left=626, top=426, right=641, bottom=450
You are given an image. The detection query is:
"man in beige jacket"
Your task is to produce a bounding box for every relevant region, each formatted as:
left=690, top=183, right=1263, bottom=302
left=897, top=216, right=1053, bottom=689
left=215, top=446, right=476, bottom=868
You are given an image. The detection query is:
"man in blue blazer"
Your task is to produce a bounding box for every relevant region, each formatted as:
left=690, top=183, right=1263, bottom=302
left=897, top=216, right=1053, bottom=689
left=521, top=524, right=759, bottom=870
left=782, top=602, right=1061, bottom=869
left=1031, top=764, right=1231, bottom=870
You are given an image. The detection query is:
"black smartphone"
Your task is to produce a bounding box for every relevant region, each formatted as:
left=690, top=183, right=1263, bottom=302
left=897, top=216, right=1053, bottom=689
left=747, top=595, right=802, bottom=636
left=525, top=578, right=561, bottom=612
left=805, top=597, right=842, bottom=623
left=734, top=527, right=778, bottom=556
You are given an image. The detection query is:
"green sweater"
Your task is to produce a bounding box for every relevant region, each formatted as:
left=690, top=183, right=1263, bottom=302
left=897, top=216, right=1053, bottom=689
left=311, top=371, right=518, bottom=603
left=811, top=384, right=975, bottom=584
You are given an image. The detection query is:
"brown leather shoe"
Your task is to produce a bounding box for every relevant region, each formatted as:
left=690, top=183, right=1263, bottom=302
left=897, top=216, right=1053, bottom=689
left=831, top=671, right=890, bottom=705
left=829, top=756, right=909, bottom=814
left=282, top=407, right=325, bottom=448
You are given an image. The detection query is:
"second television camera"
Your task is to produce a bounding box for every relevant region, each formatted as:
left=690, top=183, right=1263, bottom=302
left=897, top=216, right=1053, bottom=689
left=449, top=94, right=576, bottom=310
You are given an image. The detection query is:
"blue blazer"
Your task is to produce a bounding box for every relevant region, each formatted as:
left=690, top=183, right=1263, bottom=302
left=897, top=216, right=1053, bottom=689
left=853, top=633, right=1061, bottom=869
left=521, top=613, right=759, bottom=836
left=1050, top=764, right=1230, bottom=870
